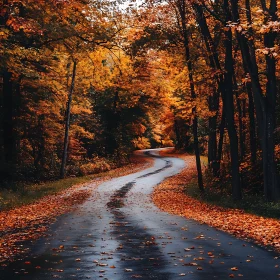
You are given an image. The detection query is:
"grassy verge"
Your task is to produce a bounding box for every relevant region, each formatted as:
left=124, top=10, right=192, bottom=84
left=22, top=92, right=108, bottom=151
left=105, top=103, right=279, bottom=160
left=0, top=176, right=94, bottom=211
left=185, top=179, right=280, bottom=219
left=161, top=151, right=279, bottom=218
left=184, top=157, right=280, bottom=219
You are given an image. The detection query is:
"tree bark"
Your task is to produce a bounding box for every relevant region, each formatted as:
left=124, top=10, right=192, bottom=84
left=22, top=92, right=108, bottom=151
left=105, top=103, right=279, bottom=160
left=178, top=0, right=204, bottom=192
left=230, top=0, right=279, bottom=200
left=217, top=106, right=226, bottom=175
left=60, top=60, right=77, bottom=179
left=223, top=0, right=242, bottom=200
left=193, top=3, right=224, bottom=176
left=2, top=70, right=16, bottom=165
left=246, top=82, right=257, bottom=164
left=233, top=73, right=245, bottom=160
left=208, top=88, right=219, bottom=172
left=262, top=0, right=279, bottom=200
left=194, top=2, right=242, bottom=198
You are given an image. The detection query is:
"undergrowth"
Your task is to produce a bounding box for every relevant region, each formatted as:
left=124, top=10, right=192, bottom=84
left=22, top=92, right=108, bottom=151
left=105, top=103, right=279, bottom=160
left=185, top=172, right=280, bottom=219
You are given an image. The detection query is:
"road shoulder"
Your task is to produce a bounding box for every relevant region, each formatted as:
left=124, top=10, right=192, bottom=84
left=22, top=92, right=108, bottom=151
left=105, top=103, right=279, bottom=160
left=0, top=153, right=153, bottom=264
left=152, top=154, right=280, bottom=254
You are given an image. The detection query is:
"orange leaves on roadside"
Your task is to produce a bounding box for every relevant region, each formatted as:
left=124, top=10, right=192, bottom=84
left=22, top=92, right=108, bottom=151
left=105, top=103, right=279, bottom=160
left=0, top=154, right=151, bottom=264
left=153, top=155, right=280, bottom=253
left=0, top=187, right=91, bottom=263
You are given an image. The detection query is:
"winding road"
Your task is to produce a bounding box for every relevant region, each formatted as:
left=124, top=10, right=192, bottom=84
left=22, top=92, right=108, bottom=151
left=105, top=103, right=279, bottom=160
left=1, top=148, right=279, bottom=279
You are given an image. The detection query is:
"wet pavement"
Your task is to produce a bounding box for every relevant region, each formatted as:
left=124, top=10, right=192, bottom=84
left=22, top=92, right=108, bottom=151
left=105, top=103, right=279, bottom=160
left=0, top=148, right=279, bottom=279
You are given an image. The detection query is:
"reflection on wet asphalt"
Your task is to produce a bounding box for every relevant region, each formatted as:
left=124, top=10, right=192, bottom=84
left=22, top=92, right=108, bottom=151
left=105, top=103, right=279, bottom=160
left=0, top=148, right=279, bottom=280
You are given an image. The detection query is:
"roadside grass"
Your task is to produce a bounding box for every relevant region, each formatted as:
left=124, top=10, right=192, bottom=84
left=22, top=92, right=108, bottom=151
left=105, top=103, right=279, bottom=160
left=0, top=156, right=150, bottom=211
left=0, top=175, right=96, bottom=211
left=185, top=157, right=280, bottom=219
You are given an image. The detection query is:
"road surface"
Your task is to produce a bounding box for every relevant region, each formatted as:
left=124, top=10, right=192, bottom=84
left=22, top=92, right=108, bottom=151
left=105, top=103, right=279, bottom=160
left=1, top=149, right=279, bottom=279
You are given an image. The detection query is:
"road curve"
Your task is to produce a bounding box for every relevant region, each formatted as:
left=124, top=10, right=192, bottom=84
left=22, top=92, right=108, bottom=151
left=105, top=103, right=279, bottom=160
left=0, top=148, right=279, bottom=280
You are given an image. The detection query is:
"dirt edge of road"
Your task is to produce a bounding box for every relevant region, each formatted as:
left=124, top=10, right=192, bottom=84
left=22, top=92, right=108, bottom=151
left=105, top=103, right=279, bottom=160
left=153, top=154, right=280, bottom=254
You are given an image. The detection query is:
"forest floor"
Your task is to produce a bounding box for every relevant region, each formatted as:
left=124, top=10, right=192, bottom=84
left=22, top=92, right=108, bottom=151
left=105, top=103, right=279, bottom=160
left=0, top=152, right=153, bottom=263
left=153, top=152, right=280, bottom=254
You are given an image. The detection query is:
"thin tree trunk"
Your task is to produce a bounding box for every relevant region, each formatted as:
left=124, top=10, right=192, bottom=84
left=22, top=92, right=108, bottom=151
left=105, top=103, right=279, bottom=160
left=194, top=3, right=224, bottom=176
left=60, top=60, right=77, bottom=179
left=208, top=88, right=218, bottom=172
left=174, top=119, right=180, bottom=149
left=178, top=1, right=204, bottom=192
left=217, top=106, right=226, bottom=175
left=3, top=70, right=16, bottom=165
left=246, top=83, right=257, bottom=164
left=233, top=73, right=245, bottom=160
left=35, top=115, right=45, bottom=178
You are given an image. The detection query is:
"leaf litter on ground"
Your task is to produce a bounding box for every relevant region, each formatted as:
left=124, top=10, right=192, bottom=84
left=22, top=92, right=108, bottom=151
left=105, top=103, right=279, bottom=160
left=153, top=153, right=280, bottom=253
left=0, top=154, right=152, bottom=264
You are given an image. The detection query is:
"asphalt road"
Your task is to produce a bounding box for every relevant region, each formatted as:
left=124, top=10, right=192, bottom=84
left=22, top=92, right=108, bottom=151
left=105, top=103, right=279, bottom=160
left=1, top=148, right=279, bottom=279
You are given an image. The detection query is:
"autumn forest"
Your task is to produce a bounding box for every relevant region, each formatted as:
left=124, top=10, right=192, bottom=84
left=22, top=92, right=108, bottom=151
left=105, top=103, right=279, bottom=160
left=0, top=0, right=280, bottom=203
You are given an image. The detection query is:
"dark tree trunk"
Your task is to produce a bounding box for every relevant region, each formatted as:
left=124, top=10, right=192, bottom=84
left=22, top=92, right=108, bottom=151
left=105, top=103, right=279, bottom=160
left=231, top=0, right=279, bottom=201
left=223, top=0, right=242, bottom=200
left=208, top=88, right=219, bottom=172
left=194, top=3, right=225, bottom=176
left=178, top=1, right=204, bottom=192
left=216, top=106, right=226, bottom=175
left=246, top=82, right=257, bottom=164
left=2, top=70, right=16, bottom=165
left=263, top=0, right=279, bottom=200
left=174, top=119, right=180, bottom=149
left=60, top=60, right=77, bottom=179
left=233, top=73, right=245, bottom=160
left=196, top=0, right=241, bottom=195
left=34, top=115, right=45, bottom=178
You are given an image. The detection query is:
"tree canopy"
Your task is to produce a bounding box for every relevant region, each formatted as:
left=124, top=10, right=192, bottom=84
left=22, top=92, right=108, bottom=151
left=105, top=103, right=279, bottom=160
left=0, top=0, right=279, bottom=201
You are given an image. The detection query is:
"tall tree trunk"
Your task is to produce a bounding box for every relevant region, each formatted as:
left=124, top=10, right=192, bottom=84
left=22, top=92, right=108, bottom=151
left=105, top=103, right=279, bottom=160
left=178, top=1, right=204, bottom=192
left=194, top=3, right=224, bottom=176
left=60, top=60, right=77, bottom=179
left=262, top=0, right=279, bottom=200
left=2, top=70, right=16, bottom=165
left=217, top=106, right=226, bottom=175
left=224, top=0, right=242, bottom=200
left=195, top=1, right=241, bottom=196
left=246, top=83, right=257, bottom=164
left=208, top=88, right=218, bottom=172
left=34, top=115, right=45, bottom=178
left=233, top=73, right=245, bottom=160
left=231, top=0, right=279, bottom=200
left=174, top=119, right=180, bottom=149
